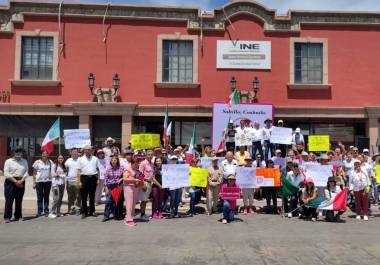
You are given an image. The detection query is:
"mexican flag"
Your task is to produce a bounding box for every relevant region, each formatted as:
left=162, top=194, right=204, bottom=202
left=317, top=188, right=348, bottom=211
left=41, top=118, right=60, bottom=154
left=185, top=123, right=196, bottom=164
left=281, top=176, right=300, bottom=198
left=227, top=89, right=240, bottom=107
left=217, top=118, right=231, bottom=151
left=163, top=105, right=169, bottom=146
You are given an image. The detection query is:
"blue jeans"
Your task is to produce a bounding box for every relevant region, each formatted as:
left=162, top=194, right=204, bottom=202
left=189, top=190, right=199, bottom=213
left=251, top=141, right=263, bottom=160
left=170, top=189, right=181, bottom=215
left=223, top=200, right=235, bottom=222
left=36, top=182, right=52, bottom=214
left=264, top=140, right=275, bottom=162
left=289, top=193, right=299, bottom=213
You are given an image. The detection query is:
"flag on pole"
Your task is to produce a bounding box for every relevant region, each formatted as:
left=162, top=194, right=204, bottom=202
left=163, top=105, right=168, bottom=146
left=281, top=176, right=300, bottom=198
left=317, top=188, right=348, bottom=211
left=186, top=123, right=196, bottom=164
left=41, top=118, right=60, bottom=154
left=167, top=121, right=172, bottom=139
left=227, top=89, right=240, bottom=107
left=217, top=118, right=230, bottom=151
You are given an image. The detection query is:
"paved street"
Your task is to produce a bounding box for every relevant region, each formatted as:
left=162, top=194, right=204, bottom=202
left=1, top=178, right=380, bottom=265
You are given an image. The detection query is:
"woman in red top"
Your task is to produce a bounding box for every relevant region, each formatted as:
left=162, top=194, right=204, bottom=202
left=220, top=174, right=240, bottom=224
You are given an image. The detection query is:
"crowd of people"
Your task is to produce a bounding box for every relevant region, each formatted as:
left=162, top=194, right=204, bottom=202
left=2, top=121, right=380, bottom=226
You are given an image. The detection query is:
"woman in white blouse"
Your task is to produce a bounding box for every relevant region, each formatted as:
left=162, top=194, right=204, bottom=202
left=49, top=155, right=67, bottom=218
left=349, top=160, right=370, bottom=221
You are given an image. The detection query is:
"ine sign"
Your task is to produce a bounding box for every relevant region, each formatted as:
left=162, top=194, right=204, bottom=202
left=217, top=40, right=271, bottom=69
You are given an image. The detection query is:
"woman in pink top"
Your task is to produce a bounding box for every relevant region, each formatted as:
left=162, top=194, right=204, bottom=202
left=220, top=174, right=240, bottom=224
left=123, top=158, right=142, bottom=226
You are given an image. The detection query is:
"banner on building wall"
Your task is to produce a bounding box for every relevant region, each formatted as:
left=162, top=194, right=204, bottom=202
left=212, top=103, right=274, bottom=150
left=216, top=40, right=271, bottom=69
left=63, top=129, right=91, bottom=149
left=131, top=134, right=160, bottom=150
left=308, top=135, right=330, bottom=151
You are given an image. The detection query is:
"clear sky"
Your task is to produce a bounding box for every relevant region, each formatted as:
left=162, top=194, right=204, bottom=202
left=2, top=0, right=380, bottom=14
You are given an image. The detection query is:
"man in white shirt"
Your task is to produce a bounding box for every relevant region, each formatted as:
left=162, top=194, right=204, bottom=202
left=292, top=128, right=305, bottom=154
left=235, top=119, right=251, bottom=153
left=221, top=151, right=238, bottom=182
left=262, top=118, right=275, bottom=162
left=65, top=148, right=81, bottom=215
left=250, top=121, right=264, bottom=160
left=77, top=145, right=100, bottom=218
left=3, top=148, right=29, bottom=223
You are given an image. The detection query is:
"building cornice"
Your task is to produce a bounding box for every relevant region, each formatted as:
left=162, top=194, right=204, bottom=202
left=2, top=0, right=380, bottom=34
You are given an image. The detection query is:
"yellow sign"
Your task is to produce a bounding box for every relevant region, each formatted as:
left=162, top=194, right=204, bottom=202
left=131, top=134, right=161, bottom=150
left=189, top=167, right=208, bottom=188
left=308, top=135, right=330, bottom=151
left=376, top=165, right=380, bottom=183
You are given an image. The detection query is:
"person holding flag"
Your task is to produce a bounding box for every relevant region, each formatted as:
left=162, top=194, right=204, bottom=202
left=40, top=118, right=60, bottom=155
left=323, top=177, right=346, bottom=222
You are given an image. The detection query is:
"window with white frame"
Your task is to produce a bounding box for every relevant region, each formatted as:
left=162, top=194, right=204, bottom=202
left=294, top=43, right=323, bottom=84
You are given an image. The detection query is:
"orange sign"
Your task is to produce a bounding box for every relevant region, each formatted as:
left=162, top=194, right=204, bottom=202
left=256, top=168, right=281, bottom=187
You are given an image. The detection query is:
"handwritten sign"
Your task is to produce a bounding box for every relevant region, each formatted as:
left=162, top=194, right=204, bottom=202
left=270, top=126, right=292, bottom=145
left=308, top=135, right=330, bottom=152
left=255, top=168, right=281, bottom=187
left=131, top=134, right=160, bottom=150
left=63, top=129, right=91, bottom=149
left=220, top=187, right=241, bottom=200
left=303, top=164, right=334, bottom=187
left=162, top=164, right=190, bottom=189
left=236, top=167, right=256, bottom=189
left=189, top=167, right=208, bottom=188
left=376, top=165, right=380, bottom=183
left=273, top=157, right=286, bottom=169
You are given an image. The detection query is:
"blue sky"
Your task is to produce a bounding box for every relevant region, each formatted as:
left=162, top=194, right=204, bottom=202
left=1, top=0, right=380, bottom=14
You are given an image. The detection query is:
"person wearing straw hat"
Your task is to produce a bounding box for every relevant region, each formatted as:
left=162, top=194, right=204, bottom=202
left=77, top=145, right=100, bottom=219
left=206, top=157, right=223, bottom=215
left=103, top=137, right=117, bottom=159
left=262, top=118, right=275, bottom=162
left=220, top=174, right=240, bottom=224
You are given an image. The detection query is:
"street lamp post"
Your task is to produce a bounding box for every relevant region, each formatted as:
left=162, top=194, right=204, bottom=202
left=252, top=76, right=260, bottom=103
left=88, top=73, right=120, bottom=99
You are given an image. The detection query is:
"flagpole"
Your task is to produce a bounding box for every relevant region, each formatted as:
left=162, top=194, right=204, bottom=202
left=58, top=116, right=61, bottom=155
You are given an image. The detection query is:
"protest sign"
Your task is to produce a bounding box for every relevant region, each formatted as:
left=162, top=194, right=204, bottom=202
left=212, top=103, right=274, bottom=149
left=236, top=167, right=256, bottom=189
left=376, top=165, right=380, bottom=183
left=162, top=164, right=190, bottom=189
left=303, top=164, right=334, bottom=187
left=220, top=187, right=240, bottom=200
left=270, top=126, right=292, bottom=145
left=63, top=129, right=91, bottom=149
left=308, top=135, right=330, bottom=151
left=255, top=168, right=281, bottom=187
left=131, top=134, right=160, bottom=150
left=200, top=157, right=224, bottom=169
left=273, top=157, right=286, bottom=169
left=190, top=167, right=208, bottom=188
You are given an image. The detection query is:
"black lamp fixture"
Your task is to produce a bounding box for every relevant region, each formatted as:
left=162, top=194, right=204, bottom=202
left=113, top=73, right=120, bottom=93
left=88, top=73, right=95, bottom=95
left=230, top=76, right=237, bottom=92
left=252, top=76, right=260, bottom=102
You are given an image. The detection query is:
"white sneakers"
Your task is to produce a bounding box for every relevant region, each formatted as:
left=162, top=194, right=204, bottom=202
left=48, top=213, right=57, bottom=219
left=311, top=218, right=316, bottom=222
left=287, top=213, right=292, bottom=218
left=222, top=219, right=227, bottom=224
left=356, top=215, right=361, bottom=220
left=363, top=215, right=369, bottom=221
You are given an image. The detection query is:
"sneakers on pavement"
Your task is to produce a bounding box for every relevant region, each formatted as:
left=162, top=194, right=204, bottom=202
left=356, top=215, right=361, bottom=220
left=48, top=213, right=57, bottom=219
left=222, top=219, right=227, bottom=224
left=287, top=213, right=293, bottom=218
left=363, top=215, right=369, bottom=221
left=124, top=221, right=137, bottom=226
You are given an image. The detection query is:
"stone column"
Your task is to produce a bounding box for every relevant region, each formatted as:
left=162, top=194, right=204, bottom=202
left=121, top=113, right=133, bottom=149
left=366, top=107, right=380, bottom=154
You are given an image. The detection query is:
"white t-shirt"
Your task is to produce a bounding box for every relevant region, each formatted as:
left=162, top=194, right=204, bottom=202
left=32, top=159, right=53, bottom=182
left=65, top=158, right=79, bottom=183
left=221, top=159, right=238, bottom=180
left=78, top=155, right=99, bottom=176
left=51, top=164, right=66, bottom=186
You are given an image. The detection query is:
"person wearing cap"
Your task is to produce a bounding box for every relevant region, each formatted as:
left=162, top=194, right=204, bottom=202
left=235, top=145, right=250, bottom=166
left=77, top=145, right=100, bottom=218
left=32, top=150, right=54, bottom=217
left=324, top=177, right=344, bottom=222
left=349, top=160, right=370, bottom=220
left=292, top=128, right=305, bottom=154
left=242, top=156, right=255, bottom=214
left=206, top=157, right=223, bottom=215
left=276, top=120, right=288, bottom=157
left=220, top=174, right=240, bottom=224
left=286, top=163, right=304, bottom=218
left=250, top=121, right=264, bottom=160
left=3, top=148, right=29, bottom=223
left=65, top=148, right=82, bottom=215
left=95, top=149, right=107, bottom=206
left=221, top=151, right=238, bottom=182
left=262, top=118, right=275, bottom=162
left=271, top=149, right=285, bottom=169
left=103, top=137, right=117, bottom=158
left=120, top=148, right=134, bottom=169
left=300, top=177, right=318, bottom=221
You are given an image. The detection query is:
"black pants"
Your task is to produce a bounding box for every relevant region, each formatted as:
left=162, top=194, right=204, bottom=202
left=80, top=175, right=98, bottom=215
left=276, top=144, right=288, bottom=157
left=263, top=187, right=278, bottom=212
left=251, top=141, right=264, bottom=160
left=4, top=179, right=25, bottom=220
left=302, top=206, right=317, bottom=219
left=36, top=182, right=52, bottom=214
